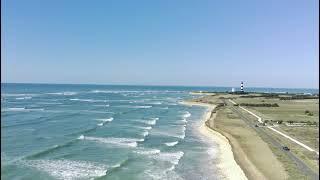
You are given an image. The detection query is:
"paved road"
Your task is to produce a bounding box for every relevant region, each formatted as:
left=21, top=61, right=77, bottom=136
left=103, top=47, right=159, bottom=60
left=229, top=99, right=319, bottom=155
left=222, top=99, right=319, bottom=179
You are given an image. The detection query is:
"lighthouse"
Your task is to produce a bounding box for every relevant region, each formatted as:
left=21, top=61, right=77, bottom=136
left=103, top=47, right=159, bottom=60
left=240, top=81, right=244, bottom=92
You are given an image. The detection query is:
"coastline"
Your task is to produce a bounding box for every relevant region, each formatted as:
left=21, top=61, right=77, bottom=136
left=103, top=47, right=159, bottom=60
left=180, top=101, right=248, bottom=180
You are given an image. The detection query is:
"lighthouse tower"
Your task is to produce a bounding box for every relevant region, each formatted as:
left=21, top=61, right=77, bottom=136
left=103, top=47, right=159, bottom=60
left=240, top=81, right=244, bottom=92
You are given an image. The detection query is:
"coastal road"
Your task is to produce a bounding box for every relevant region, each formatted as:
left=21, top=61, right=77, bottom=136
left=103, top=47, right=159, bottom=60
left=222, top=99, right=319, bottom=179
left=228, top=99, right=319, bottom=155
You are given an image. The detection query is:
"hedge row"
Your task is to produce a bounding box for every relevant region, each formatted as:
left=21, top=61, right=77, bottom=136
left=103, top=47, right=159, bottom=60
left=239, top=103, right=279, bottom=107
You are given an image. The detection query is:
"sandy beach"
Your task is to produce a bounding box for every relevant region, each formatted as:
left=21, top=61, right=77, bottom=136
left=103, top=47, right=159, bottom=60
left=180, top=101, right=248, bottom=180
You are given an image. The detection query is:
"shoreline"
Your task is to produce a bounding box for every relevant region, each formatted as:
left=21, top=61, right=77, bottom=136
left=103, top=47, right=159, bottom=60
left=180, top=101, right=248, bottom=180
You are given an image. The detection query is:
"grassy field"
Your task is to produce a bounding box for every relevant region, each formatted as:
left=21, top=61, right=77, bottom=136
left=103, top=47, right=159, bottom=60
left=233, top=97, right=319, bottom=123
left=266, top=126, right=319, bottom=174
left=232, top=95, right=319, bottom=173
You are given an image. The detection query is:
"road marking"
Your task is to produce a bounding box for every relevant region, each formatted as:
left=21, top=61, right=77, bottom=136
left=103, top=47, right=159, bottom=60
left=228, top=99, right=237, bottom=105
left=228, top=99, right=319, bottom=155
left=239, top=106, right=263, bottom=123
left=267, top=126, right=318, bottom=154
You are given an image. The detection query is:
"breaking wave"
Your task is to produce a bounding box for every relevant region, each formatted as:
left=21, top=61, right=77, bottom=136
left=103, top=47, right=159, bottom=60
left=21, top=159, right=107, bottom=180
left=164, top=141, right=179, bottom=147
left=78, top=135, right=144, bottom=147
left=132, top=118, right=158, bottom=125
left=183, top=111, right=191, bottom=118
left=46, top=92, right=77, bottom=96
left=154, top=151, right=184, bottom=165
left=15, top=97, right=32, bottom=100
left=96, top=117, right=114, bottom=122
left=70, top=98, right=107, bottom=103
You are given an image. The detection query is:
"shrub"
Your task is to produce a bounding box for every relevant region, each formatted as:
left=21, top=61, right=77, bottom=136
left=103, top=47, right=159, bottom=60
left=305, top=110, right=310, bottom=114
left=277, top=120, right=283, bottom=124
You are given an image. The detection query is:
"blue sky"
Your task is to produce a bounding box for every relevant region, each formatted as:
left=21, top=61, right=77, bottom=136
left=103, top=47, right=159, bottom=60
left=2, top=0, right=319, bottom=88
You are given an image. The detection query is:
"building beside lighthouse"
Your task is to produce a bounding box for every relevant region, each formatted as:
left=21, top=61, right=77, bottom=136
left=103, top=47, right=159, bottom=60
left=230, top=81, right=247, bottom=94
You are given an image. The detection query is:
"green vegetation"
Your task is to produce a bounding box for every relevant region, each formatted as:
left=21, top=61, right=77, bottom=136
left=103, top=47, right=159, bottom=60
left=234, top=98, right=319, bottom=123
left=280, top=95, right=319, bottom=100
left=305, top=110, right=314, bottom=116
left=240, top=103, right=279, bottom=107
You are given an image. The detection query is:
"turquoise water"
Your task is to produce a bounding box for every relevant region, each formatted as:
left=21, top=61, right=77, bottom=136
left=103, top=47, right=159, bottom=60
left=1, top=84, right=317, bottom=180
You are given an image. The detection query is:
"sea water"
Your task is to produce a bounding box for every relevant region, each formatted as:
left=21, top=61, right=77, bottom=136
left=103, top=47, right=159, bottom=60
left=1, top=83, right=317, bottom=180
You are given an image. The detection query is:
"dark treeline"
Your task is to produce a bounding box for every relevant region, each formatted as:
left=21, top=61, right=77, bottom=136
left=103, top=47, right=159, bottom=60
left=279, top=95, right=319, bottom=100
left=240, top=103, right=279, bottom=107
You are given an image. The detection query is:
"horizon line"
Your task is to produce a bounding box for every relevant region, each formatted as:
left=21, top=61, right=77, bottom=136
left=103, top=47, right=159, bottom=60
left=1, top=82, right=319, bottom=90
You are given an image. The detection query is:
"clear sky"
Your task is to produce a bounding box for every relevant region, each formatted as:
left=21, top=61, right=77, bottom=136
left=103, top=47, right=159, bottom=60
left=1, top=0, right=319, bottom=88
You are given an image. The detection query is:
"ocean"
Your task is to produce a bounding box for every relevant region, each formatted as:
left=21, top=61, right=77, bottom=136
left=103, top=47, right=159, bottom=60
left=1, top=83, right=317, bottom=180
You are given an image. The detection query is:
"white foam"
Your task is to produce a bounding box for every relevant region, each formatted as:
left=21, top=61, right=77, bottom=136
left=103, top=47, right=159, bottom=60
left=144, top=167, right=182, bottom=180
left=95, top=117, right=114, bottom=122
left=79, top=136, right=142, bottom=147
left=4, top=107, right=44, bottom=112
left=37, top=102, right=63, bottom=105
left=168, top=165, right=175, bottom=171
left=164, top=141, right=179, bottom=147
left=134, top=149, right=161, bottom=155
left=133, top=119, right=157, bottom=125
left=148, top=102, right=162, bottom=105
left=78, top=135, right=85, bottom=140
left=151, top=129, right=185, bottom=139
left=111, top=163, right=121, bottom=168
left=140, top=126, right=152, bottom=130
left=29, top=108, right=45, bottom=111
left=90, top=90, right=129, bottom=93
left=2, top=93, right=36, bottom=97
left=47, top=92, right=77, bottom=96
left=178, top=132, right=186, bottom=139
left=183, top=111, right=191, bottom=118
left=153, top=151, right=184, bottom=165
left=147, top=120, right=157, bottom=125
left=134, top=105, right=152, bottom=109
left=97, top=123, right=103, bottom=126
left=207, top=147, right=218, bottom=156
left=70, top=98, right=107, bottom=103
left=115, top=105, right=152, bottom=109
left=23, top=159, right=107, bottom=180
left=93, top=104, right=110, bottom=107
left=6, top=107, right=26, bottom=111
left=142, top=131, right=149, bottom=137
left=15, top=96, right=32, bottom=100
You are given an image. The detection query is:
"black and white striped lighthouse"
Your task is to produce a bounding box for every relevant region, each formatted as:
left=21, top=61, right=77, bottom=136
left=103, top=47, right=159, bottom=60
left=240, top=81, right=244, bottom=92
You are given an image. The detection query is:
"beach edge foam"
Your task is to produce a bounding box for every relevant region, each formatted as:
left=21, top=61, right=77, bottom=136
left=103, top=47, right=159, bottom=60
left=180, top=101, right=248, bottom=180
